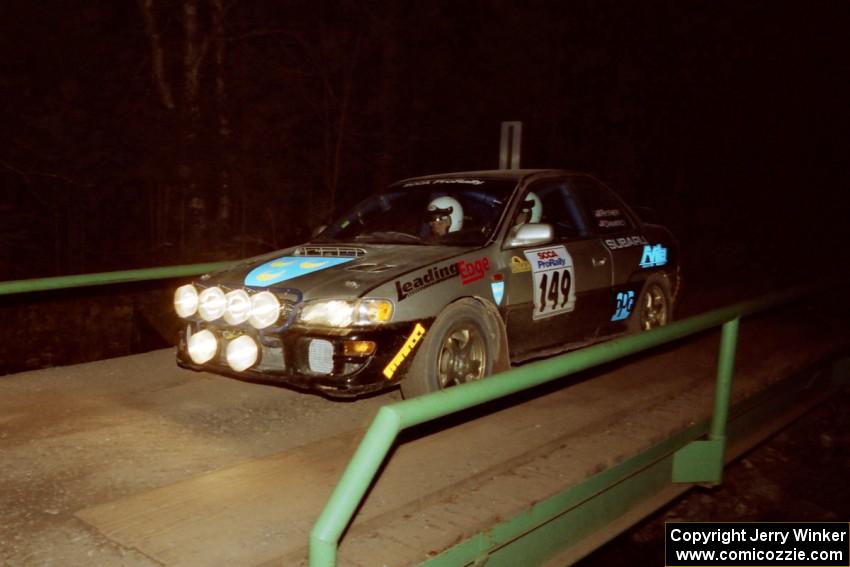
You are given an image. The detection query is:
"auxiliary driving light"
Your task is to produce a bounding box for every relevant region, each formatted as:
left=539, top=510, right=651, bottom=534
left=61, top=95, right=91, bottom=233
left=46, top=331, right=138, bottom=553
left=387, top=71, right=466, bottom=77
left=198, top=287, right=226, bottom=321
left=249, top=291, right=281, bottom=329
left=224, top=289, right=252, bottom=325
left=174, top=284, right=199, bottom=318
left=187, top=329, right=218, bottom=364
left=226, top=335, right=259, bottom=372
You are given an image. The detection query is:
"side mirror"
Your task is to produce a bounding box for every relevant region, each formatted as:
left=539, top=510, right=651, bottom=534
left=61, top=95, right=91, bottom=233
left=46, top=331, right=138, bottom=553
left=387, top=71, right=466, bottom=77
left=507, top=223, right=553, bottom=248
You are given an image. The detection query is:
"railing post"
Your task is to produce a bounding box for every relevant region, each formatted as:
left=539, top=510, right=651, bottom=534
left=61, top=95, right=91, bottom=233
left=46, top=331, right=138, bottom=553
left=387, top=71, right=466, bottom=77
left=310, top=406, right=402, bottom=567
left=710, top=317, right=739, bottom=441
left=672, top=317, right=739, bottom=484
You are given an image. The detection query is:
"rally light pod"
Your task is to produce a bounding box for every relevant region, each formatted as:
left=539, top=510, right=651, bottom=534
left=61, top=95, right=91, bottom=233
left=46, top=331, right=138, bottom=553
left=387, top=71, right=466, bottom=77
left=226, top=335, right=259, bottom=372
left=198, top=287, right=227, bottom=321
left=187, top=329, right=218, bottom=364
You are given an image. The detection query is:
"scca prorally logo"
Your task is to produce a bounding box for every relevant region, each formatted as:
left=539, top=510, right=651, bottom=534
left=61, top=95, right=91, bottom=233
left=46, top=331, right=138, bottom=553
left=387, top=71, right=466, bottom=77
left=458, top=257, right=490, bottom=285
left=535, top=249, right=566, bottom=269
left=640, top=244, right=668, bottom=268
left=395, top=262, right=459, bottom=301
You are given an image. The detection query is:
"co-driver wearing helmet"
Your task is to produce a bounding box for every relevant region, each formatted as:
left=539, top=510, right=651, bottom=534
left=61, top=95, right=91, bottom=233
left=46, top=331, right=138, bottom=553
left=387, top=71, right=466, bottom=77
left=514, top=191, right=542, bottom=227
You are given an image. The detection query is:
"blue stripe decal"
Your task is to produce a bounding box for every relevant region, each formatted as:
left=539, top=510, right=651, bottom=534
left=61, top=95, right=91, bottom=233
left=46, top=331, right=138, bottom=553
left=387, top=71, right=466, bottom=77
left=244, top=256, right=354, bottom=287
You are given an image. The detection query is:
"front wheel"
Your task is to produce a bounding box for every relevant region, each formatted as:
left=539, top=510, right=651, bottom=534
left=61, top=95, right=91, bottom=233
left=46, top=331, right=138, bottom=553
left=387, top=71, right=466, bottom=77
left=629, top=275, right=673, bottom=332
left=400, top=299, right=499, bottom=398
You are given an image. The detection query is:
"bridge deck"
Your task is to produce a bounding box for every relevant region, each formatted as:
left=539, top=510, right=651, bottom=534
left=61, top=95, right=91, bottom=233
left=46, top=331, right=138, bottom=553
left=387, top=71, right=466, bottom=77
left=1, top=300, right=848, bottom=566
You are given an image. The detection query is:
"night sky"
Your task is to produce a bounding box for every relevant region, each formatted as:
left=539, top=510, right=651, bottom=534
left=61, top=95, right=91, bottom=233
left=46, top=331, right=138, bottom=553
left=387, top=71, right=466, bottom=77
left=2, top=1, right=849, bottom=282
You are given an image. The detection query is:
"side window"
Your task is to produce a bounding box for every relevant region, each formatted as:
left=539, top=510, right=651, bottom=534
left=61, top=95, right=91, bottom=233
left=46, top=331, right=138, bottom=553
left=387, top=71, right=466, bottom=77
left=513, top=180, right=587, bottom=240
left=568, top=177, right=634, bottom=235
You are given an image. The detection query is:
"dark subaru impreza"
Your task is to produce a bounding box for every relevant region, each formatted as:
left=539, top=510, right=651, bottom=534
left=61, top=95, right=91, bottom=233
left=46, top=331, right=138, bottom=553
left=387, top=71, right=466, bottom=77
left=174, top=169, right=680, bottom=398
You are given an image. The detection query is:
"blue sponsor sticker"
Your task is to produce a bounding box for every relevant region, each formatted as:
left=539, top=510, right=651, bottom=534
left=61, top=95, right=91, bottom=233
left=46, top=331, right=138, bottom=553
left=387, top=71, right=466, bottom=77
left=491, top=281, right=505, bottom=306
left=639, top=244, right=668, bottom=268
left=244, top=256, right=354, bottom=287
left=611, top=290, right=636, bottom=321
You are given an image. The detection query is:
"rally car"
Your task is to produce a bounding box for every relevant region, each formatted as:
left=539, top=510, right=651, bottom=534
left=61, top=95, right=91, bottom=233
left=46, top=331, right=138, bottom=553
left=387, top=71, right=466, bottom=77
left=174, top=169, right=680, bottom=398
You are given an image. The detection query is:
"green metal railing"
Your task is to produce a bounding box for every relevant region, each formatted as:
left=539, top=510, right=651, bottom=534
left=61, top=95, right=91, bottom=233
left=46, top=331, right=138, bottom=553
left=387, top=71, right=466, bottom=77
left=0, top=262, right=233, bottom=296
left=309, top=287, right=811, bottom=566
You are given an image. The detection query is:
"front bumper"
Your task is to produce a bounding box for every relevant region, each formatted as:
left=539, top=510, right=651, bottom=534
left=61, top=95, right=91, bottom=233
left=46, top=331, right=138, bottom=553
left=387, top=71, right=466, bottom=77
left=176, top=320, right=429, bottom=397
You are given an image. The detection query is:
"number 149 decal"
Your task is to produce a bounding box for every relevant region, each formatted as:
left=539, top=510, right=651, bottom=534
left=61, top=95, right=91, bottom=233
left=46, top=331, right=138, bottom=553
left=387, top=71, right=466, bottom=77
left=523, top=245, right=576, bottom=320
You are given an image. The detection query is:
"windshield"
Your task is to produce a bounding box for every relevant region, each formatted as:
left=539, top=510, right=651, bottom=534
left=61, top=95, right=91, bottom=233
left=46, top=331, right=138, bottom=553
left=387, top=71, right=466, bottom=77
left=316, top=178, right=518, bottom=246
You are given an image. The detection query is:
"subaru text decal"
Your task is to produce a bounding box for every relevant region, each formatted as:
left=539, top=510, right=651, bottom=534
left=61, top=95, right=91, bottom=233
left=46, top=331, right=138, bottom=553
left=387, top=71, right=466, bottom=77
left=640, top=244, right=668, bottom=268
left=604, top=235, right=648, bottom=251
left=245, top=256, right=354, bottom=287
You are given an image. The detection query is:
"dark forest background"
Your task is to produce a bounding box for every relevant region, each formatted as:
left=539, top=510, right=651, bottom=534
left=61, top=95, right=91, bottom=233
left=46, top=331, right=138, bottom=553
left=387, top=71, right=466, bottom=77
left=3, top=0, right=848, bottom=284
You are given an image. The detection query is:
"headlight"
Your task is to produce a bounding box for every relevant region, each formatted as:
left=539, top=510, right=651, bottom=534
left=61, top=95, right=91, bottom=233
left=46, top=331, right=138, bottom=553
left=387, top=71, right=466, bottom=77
left=187, top=329, right=218, bottom=364
left=249, top=291, right=281, bottom=329
left=174, top=284, right=199, bottom=318
left=226, top=335, right=259, bottom=371
left=300, top=300, right=355, bottom=327
left=198, top=287, right=227, bottom=321
left=224, top=289, right=251, bottom=325
left=298, top=299, right=393, bottom=328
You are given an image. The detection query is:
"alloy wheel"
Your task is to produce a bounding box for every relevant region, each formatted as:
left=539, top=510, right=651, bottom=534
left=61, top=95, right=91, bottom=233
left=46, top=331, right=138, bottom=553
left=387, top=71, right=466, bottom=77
left=436, top=324, right=486, bottom=388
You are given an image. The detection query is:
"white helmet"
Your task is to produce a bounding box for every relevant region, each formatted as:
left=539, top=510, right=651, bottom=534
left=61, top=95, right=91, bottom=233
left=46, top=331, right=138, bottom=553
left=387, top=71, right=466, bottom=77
left=427, top=196, right=464, bottom=232
left=520, top=191, right=542, bottom=223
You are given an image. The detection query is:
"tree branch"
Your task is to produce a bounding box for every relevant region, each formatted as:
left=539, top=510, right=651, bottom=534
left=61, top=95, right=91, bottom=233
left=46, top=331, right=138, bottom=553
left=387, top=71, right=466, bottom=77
left=0, top=158, right=93, bottom=189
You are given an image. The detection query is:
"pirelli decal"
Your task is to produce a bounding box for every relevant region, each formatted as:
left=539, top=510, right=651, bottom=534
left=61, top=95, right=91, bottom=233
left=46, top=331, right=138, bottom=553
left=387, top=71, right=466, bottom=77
left=383, top=323, right=427, bottom=379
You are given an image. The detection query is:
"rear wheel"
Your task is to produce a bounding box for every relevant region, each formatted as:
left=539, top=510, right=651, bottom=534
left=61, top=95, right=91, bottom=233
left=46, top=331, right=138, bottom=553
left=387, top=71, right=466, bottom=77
left=629, top=275, right=673, bottom=332
left=400, top=299, right=498, bottom=398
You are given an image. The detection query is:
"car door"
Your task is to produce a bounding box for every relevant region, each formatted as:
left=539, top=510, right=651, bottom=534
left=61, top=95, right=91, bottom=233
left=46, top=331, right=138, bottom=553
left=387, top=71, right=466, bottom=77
left=502, top=177, right=613, bottom=358
left=567, top=175, right=646, bottom=334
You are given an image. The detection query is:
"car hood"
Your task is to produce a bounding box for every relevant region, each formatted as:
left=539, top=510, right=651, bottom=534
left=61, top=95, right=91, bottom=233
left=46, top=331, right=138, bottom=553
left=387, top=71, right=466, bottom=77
left=200, top=243, right=475, bottom=300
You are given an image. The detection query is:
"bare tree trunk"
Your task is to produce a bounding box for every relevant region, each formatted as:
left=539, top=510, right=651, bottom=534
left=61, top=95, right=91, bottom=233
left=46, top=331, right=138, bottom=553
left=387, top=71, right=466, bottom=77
left=330, top=34, right=358, bottom=217
left=138, top=0, right=176, bottom=256
left=139, top=0, right=233, bottom=258
left=182, top=0, right=204, bottom=252
left=374, top=7, right=400, bottom=192
left=318, top=27, right=359, bottom=222
left=212, top=0, right=231, bottom=243
left=183, top=0, right=202, bottom=127
left=139, top=0, right=175, bottom=110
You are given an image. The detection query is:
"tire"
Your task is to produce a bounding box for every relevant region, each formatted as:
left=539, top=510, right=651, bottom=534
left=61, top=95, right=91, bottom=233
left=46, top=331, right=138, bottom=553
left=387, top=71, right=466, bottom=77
left=400, top=299, right=499, bottom=398
left=628, top=274, right=673, bottom=332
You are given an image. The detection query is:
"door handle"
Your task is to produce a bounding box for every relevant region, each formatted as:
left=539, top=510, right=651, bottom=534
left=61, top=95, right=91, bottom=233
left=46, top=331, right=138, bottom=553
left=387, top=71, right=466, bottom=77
left=592, top=257, right=607, bottom=267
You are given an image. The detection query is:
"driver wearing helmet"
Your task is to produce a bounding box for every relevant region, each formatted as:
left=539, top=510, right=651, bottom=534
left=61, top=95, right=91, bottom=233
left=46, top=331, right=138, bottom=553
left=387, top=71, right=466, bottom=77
left=426, top=196, right=463, bottom=240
